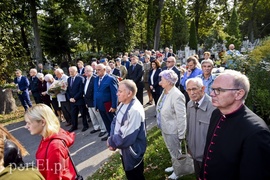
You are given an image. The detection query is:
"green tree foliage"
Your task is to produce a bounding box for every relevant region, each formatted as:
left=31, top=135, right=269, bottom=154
left=239, top=0, right=270, bottom=43
left=189, top=19, right=198, bottom=51
left=225, top=7, right=241, bottom=49
left=40, top=1, right=76, bottom=65
left=0, top=0, right=32, bottom=83
left=171, top=2, right=189, bottom=50
left=245, top=37, right=270, bottom=124
left=204, top=24, right=227, bottom=51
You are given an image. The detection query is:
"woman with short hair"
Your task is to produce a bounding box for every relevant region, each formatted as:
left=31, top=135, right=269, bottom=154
left=157, top=70, right=187, bottom=179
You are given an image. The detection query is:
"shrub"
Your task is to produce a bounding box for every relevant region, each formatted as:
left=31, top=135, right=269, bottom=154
left=225, top=37, right=270, bottom=124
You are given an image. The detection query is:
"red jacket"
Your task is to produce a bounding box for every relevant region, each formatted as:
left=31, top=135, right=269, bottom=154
left=36, top=128, right=76, bottom=180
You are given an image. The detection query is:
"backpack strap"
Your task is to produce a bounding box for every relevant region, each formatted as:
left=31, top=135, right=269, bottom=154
left=45, top=138, right=82, bottom=179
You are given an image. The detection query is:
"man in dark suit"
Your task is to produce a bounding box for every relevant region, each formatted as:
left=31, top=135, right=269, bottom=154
left=66, top=66, right=89, bottom=132
left=127, top=55, right=144, bottom=104
left=84, top=65, right=106, bottom=137
left=14, top=69, right=32, bottom=111
left=162, top=56, right=180, bottom=88
left=29, top=68, right=42, bottom=104
left=109, top=60, right=120, bottom=77
left=94, top=64, right=118, bottom=141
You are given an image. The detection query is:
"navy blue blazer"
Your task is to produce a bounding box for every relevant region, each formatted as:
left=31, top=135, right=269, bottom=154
left=14, top=76, right=29, bottom=92
left=127, top=63, right=144, bottom=88
left=148, top=68, right=162, bottom=93
left=84, top=75, right=96, bottom=107
left=66, top=75, right=85, bottom=105
left=94, top=74, right=118, bottom=111
left=112, top=68, right=120, bottom=77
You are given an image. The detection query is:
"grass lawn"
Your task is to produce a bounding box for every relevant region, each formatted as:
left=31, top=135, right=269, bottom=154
left=0, top=106, right=25, bottom=125
left=88, top=126, right=196, bottom=180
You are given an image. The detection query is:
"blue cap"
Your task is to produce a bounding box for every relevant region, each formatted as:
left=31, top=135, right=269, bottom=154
left=100, top=59, right=106, bottom=63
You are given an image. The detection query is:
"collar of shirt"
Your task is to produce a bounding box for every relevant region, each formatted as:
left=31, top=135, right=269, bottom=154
left=195, top=94, right=206, bottom=108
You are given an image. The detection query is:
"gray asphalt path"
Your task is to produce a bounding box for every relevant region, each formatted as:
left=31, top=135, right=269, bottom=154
left=6, top=92, right=157, bottom=179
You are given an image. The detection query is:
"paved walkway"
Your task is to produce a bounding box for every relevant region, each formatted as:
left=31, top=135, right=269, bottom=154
left=6, top=92, right=157, bottom=179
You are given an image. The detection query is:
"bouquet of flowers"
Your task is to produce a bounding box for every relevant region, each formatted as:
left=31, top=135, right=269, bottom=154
left=2, top=83, right=19, bottom=93
left=47, top=80, right=67, bottom=97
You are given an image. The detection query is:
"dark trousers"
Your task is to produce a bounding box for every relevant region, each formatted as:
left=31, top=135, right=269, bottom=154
left=136, top=87, right=144, bottom=105
left=193, top=159, right=202, bottom=180
left=51, top=98, right=60, bottom=116
left=151, top=90, right=161, bottom=105
left=99, top=110, right=115, bottom=135
left=70, top=103, right=89, bottom=129
left=121, top=156, right=145, bottom=180
left=61, top=101, right=71, bottom=123
left=18, top=92, right=32, bottom=111
left=33, top=94, right=42, bottom=104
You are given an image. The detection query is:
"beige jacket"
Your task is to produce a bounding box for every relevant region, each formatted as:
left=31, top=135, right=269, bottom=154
left=157, top=86, right=186, bottom=139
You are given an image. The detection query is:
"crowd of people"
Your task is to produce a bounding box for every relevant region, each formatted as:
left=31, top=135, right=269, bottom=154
left=3, top=45, right=270, bottom=180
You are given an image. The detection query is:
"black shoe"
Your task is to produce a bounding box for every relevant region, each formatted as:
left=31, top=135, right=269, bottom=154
left=90, top=129, right=101, bottom=134
left=98, top=132, right=106, bottom=137
left=81, top=127, right=89, bottom=132
left=101, top=136, right=108, bottom=141
left=68, top=127, right=78, bottom=132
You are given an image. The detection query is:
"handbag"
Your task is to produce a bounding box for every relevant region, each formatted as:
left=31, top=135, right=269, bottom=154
left=46, top=139, right=84, bottom=180
left=173, top=140, right=194, bottom=177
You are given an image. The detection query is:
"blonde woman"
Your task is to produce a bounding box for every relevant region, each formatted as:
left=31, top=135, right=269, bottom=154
left=25, top=104, right=76, bottom=180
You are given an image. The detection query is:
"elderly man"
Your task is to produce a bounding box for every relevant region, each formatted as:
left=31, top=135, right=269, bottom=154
left=84, top=65, right=107, bottom=137
left=66, top=66, right=88, bottom=132
left=186, top=78, right=216, bottom=179
left=107, top=80, right=147, bottom=180
left=200, top=70, right=270, bottom=180
left=14, top=69, right=32, bottom=111
left=29, top=68, right=42, bottom=104
left=225, top=44, right=241, bottom=69
left=162, top=56, right=180, bottom=88
left=54, top=68, right=72, bottom=125
left=196, top=59, right=216, bottom=95
left=94, top=64, right=118, bottom=141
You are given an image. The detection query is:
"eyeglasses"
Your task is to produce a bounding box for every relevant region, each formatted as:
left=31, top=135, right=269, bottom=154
left=211, top=88, right=240, bottom=95
left=186, top=87, right=200, bottom=92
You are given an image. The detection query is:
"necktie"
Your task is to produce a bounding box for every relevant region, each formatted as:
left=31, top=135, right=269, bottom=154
left=132, top=65, right=136, bottom=71
left=70, top=77, right=74, bottom=87
left=98, top=77, right=102, bottom=87
left=195, top=102, right=199, bottom=110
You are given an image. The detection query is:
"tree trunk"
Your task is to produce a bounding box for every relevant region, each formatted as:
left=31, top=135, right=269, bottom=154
left=30, top=0, right=43, bottom=65
left=154, top=0, right=164, bottom=50
left=0, top=88, right=17, bottom=114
